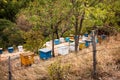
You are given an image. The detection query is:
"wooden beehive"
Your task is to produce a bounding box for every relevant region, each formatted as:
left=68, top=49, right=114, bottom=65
left=79, top=43, right=85, bottom=50
left=20, top=53, right=34, bottom=66
left=98, top=36, right=102, bottom=44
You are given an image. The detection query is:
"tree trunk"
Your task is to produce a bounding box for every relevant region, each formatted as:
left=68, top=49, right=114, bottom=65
left=75, top=2, right=86, bottom=53
left=52, top=32, right=55, bottom=57
left=51, top=25, right=55, bottom=57
left=92, top=30, right=97, bottom=79
left=77, top=11, right=85, bottom=51
left=75, top=15, right=79, bottom=53
left=78, top=11, right=85, bottom=36
left=55, top=26, right=59, bottom=39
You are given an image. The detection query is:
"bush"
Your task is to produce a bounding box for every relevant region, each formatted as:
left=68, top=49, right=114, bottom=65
left=48, top=60, right=71, bottom=80
left=23, top=29, right=44, bottom=53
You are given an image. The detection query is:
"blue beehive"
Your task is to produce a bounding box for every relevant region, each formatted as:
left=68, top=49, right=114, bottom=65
left=96, top=38, right=99, bottom=43
left=74, top=35, right=79, bottom=40
left=65, top=37, right=70, bottom=42
left=54, top=39, right=60, bottom=45
left=84, top=34, right=88, bottom=37
left=85, top=40, right=90, bottom=47
left=101, top=35, right=106, bottom=40
left=0, top=48, right=3, bottom=54
left=8, top=47, right=14, bottom=53
left=39, top=48, right=52, bottom=60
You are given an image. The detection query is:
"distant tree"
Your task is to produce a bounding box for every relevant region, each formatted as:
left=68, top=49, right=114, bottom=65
left=0, top=0, right=32, bottom=22
left=16, top=14, right=33, bottom=31
left=69, top=0, right=118, bottom=53
left=22, top=28, right=44, bottom=53
left=0, top=19, right=24, bottom=49
left=16, top=0, right=71, bottom=56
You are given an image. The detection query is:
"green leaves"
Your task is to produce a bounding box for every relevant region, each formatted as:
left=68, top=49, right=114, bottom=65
left=0, top=19, right=24, bottom=48
left=0, top=0, right=31, bottom=22
left=0, top=0, right=120, bottom=51
left=23, top=29, right=44, bottom=52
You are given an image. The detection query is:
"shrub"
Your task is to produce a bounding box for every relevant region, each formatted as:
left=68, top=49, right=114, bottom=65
left=23, top=29, right=44, bottom=53
left=48, top=60, right=71, bottom=80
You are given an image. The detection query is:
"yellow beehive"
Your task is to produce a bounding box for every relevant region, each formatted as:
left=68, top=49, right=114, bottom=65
left=20, top=53, right=34, bottom=66
left=79, top=43, right=85, bottom=50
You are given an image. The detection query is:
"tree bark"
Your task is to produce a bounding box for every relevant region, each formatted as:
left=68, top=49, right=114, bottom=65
left=75, top=15, right=79, bottom=53
left=74, top=2, right=86, bottom=53
left=51, top=25, right=55, bottom=57
left=92, top=30, right=97, bottom=79
left=78, top=11, right=85, bottom=36
left=54, top=26, right=59, bottom=39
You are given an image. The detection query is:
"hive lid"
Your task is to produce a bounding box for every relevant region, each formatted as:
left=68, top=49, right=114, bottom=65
left=58, top=46, right=68, bottom=48
left=21, top=52, right=34, bottom=56
left=59, top=37, right=64, bottom=39
left=18, top=45, right=23, bottom=47
left=79, top=41, right=85, bottom=43
left=8, top=47, right=13, bottom=49
left=86, top=40, right=91, bottom=42
left=0, top=48, right=3, bottom=50
left=65, top=37, right=70, bottom=39
left=55, top=39, right=59, bottom=40
left=39, top=48, right=51, bottom=52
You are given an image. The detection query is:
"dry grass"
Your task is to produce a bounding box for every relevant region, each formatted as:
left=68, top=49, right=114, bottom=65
left=0, top=35, right=120, bottom=80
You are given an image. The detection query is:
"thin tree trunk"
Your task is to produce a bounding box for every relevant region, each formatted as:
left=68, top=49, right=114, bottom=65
left=78, top=11, right=85, bottom=36
left=77, top=11, right=85, bottom=51
left=51, top=25, right=55, bottom=57
left=75, top=2, right=86, bottom=53
left=78, top=2, right=86, bottom=37
left=92, top=30, right=97, bottom=79
left=55, top=26, right=59, bottom=39
left=75, top=15, right=78, bottom=53
left=52, top=32, right=55, bottom=57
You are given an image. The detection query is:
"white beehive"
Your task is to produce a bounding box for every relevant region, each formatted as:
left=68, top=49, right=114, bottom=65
left=58, top=46, right=69, bottom=55
left=18, top=46, right=23, bottom=52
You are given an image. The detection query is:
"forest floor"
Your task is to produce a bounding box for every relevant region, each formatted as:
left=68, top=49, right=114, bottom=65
left=0, top=34, right=120, bottom=80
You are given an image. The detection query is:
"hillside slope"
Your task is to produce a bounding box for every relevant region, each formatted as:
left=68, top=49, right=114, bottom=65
left=0, top=35, right=120, bottom=80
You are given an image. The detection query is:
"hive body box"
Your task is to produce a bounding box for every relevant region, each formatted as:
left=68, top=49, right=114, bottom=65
left=84, top=34, right=88, bottom=37
left=18, top=46, right=23, bottom=52
left=58, top=46, right=69, bottom=55
left=20, top=53, right=34, bottom=66
left=8, top=47, right=14, bottom=53
left=0, top=48, right=3, bottom=54
left=79, top=41, right=85, bottom=50
left=54, top=39, right=60, bottom=45
left=85, top=40, right=91, bottom=47
left=65, top=37, right=70, bottom=42
left=101, top=35, right=106, bottom=40
left=69, top=42, right=79, bottom=51
left=59, top=37, right=65, bottom=43
left=69, top=42, right=75, bottom=51
left=39, top=48, right=52, bottom=60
